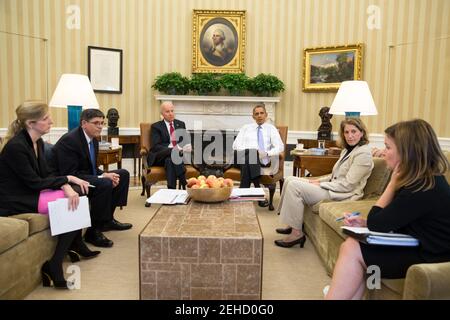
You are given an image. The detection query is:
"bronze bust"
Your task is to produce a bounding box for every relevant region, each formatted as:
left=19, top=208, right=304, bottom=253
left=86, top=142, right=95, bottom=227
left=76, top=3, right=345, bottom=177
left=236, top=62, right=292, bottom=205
left=107, top=108, right=119, bottom=135
left=317, top=106, right=333, bottom=140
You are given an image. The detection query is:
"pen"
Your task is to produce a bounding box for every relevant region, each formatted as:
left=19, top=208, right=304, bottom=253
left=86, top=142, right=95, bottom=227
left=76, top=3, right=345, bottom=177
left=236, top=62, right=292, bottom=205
left=336, top=211, right=360, bottom=222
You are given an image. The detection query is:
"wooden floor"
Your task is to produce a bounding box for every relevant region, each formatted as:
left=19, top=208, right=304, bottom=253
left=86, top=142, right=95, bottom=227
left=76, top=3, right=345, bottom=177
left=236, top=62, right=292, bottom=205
left=130, top=175, right=142, bottom=187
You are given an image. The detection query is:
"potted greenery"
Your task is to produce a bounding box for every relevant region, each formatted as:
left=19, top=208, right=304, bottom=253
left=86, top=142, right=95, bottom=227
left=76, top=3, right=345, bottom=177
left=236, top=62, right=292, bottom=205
left=151, top=72, right=190, bottom=95
left=189, top=73, right=221, bottom=95
left=219, top=73, right=250, bottom=96
left=247, top=73, right=285, bottom=96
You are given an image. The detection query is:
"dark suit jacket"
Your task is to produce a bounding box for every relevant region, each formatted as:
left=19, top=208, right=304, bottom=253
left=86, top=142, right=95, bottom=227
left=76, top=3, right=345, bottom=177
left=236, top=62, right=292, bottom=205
left=50, top=126, right=104, bottom=179
left=147, top=119, right=189, bottom=166
left=0, top=129, right=68, bottom=215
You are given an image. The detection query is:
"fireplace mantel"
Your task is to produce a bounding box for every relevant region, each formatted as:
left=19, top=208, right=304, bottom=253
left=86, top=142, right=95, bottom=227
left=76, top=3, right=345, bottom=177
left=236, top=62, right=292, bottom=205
left=155, top=95, right=281, bottom=131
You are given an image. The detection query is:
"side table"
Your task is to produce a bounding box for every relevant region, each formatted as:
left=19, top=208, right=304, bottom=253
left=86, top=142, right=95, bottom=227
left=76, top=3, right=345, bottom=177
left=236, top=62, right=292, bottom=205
left=292, top=151, right=339, bottom=177
left=97, top=147, right=122, bottom=172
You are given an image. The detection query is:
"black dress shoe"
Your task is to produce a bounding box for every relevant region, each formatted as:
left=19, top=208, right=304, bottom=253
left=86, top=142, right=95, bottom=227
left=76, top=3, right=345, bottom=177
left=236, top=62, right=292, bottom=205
left=84, top=229, right=114, bottom=248
left=276, top=227, right=293, bottom=235
left=274, top=235, right=307, bottom=248
left=258, top=200, right=269, bottom=207
left=101, top=219, right=133, bottom=231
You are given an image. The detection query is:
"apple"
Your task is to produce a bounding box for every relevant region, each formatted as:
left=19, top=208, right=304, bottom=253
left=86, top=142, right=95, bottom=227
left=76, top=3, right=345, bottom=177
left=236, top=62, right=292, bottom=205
left=198, top=175, right=206, bottom=181
left=187, top=178, right=198, bottom=187
left=191, top=184, right=200, bottom=189
left=224, top=178, right=233, bottom=187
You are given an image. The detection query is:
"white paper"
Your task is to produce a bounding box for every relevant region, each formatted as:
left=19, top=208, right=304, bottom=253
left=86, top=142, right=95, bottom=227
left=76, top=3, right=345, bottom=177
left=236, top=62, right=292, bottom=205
left=146, top=189, right=189, bottom=204
left=230, top=188, right=265, bottom=197
left=48, top=196, right=91, bottom=236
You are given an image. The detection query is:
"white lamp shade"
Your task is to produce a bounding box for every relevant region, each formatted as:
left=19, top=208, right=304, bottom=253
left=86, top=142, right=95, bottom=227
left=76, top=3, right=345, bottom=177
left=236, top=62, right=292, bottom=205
left=49, top=74, right=100, bottom=109
left=329, top=80, right=378, bottom=115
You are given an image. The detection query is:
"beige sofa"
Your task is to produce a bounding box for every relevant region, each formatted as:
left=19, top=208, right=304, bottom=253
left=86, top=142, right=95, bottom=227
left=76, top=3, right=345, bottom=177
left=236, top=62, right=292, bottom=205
left=304, top=154, right=450, bottom=299
left=0, top=214, right=56, bottom=299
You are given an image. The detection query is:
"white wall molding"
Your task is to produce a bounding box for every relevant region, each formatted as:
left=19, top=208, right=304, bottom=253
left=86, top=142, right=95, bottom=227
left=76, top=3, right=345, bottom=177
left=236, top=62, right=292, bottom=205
left=155, top=95, right=281, bottom=131
left=1, top=128, right=449, bottom=150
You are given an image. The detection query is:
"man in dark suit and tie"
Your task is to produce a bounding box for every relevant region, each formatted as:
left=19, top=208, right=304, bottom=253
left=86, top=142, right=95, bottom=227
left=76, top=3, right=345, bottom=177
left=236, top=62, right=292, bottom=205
left=51, top=109, right=131, bottom=248
left=148, top=102, right=190, bottom=189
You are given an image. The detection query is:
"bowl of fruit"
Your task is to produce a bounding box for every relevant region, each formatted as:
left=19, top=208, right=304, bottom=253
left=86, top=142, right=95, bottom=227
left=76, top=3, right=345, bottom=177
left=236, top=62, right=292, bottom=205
left=186, top=175, right=234, bottom=203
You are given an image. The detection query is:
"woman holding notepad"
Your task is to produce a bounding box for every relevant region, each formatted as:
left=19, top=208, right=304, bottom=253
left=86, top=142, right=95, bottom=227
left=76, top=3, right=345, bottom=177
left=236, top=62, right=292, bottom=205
left=326, top=119, right=450, bottom=300
left=0, top=101, right=100, bottom=289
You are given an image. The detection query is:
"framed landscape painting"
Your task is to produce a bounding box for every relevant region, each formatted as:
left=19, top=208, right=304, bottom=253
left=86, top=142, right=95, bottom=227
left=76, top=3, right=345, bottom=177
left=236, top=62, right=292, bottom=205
left=192, top=10, right=246, bottom=73
left=303, top=43, right=363, bottom=92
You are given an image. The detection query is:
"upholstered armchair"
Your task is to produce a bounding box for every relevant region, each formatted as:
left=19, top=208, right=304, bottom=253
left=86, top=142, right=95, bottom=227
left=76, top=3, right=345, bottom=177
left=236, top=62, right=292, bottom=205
left=139, top=122, right=199, bottom=207
left=224, top=126, right=288, bottom=211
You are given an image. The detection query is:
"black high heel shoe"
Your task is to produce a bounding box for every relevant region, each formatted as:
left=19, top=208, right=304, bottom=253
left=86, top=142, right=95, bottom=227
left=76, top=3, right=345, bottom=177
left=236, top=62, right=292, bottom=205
left=41, top=261, right=71, bottom=289
left=274, top=235, right=307, bottom=248
left=68, top=247, right=101, bottom=262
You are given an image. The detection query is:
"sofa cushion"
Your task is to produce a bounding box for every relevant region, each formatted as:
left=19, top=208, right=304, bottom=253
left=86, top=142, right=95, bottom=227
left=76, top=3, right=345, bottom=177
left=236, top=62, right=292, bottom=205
left=318, top=199, right=377, bottom=238
left=10, top=213, right=50, bottom=236
left=362, top=157, right=391, bottom=199
left=0, top=217, right=28, bottom=254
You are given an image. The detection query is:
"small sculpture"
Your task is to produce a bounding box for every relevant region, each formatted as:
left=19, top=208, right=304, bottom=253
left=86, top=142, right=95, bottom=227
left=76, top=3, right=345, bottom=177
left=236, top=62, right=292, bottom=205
left=317, top=106, right=333, bottom=140
left=107, top=107, right=119, bottom=135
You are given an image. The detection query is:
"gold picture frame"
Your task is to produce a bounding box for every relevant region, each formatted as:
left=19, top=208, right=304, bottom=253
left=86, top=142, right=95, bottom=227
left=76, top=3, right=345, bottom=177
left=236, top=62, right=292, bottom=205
left=192, top=10, right=246, bottom=73
left=303, top=43, right=363, bottom=92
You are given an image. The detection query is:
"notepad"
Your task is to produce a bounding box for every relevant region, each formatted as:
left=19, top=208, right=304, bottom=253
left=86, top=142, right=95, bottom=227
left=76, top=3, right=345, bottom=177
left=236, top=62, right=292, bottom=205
left=146, top=189, right=190, bottom=205
left=341, top=226, right=419, bottom=247
left=47, top=196, right=91, bottom=236
left=229, top=188, right=266, bottom=201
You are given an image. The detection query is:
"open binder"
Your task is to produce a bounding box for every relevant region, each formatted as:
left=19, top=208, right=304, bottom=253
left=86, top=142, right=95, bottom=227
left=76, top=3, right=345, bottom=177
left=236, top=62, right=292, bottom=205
left=146, top=189, right=190, bottom=205
left=341, top=227, right=419, bottom=247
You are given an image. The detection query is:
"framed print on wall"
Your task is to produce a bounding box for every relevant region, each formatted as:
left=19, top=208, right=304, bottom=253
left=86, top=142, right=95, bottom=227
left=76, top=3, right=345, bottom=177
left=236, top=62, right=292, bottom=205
left=88, top=46, right=123, bottom=93
left=303, top=43, right=363, bottom=92
left=192, top=10, right=246, bottom=73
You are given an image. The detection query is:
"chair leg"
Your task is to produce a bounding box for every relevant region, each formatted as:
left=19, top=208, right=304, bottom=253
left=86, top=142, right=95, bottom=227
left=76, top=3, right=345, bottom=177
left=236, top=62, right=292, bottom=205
left=267, top=183, right=276, bottom=211
left=140, top=175, right=146, bottom=196
left=279, top=178, right=284, bottom=194
left=144, top=181, right=152, bottom=207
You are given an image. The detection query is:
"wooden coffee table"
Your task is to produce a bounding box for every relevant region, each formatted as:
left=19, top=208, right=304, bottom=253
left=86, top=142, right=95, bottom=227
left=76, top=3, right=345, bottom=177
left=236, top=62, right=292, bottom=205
left=139, top=201, right=263, bottom=300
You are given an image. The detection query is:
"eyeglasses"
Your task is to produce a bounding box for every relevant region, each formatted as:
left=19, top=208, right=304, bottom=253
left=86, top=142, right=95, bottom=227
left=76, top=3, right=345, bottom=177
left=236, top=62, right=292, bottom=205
left=87, top=121, right=105, bottom=127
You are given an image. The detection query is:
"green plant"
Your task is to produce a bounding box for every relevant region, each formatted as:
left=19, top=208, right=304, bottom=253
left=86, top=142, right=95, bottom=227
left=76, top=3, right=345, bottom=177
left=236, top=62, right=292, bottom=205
left=219, top=73, right=250, bottom=96
left=189, top=73, right=221, bottom=95
left=247, top=73, right=285, bottom=96
left=151, top=72, right=190, bottom=95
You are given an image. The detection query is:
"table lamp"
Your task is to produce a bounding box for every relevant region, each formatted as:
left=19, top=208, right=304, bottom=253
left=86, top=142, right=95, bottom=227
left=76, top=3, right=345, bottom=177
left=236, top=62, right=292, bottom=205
left=329, top=80, right=377, bottom=118
left=49, top=74, right=100, bottom=130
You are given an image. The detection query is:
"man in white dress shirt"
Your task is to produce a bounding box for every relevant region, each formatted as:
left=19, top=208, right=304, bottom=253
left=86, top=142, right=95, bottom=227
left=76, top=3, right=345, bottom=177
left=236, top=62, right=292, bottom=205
left=232, top=105, right=284, bottom=205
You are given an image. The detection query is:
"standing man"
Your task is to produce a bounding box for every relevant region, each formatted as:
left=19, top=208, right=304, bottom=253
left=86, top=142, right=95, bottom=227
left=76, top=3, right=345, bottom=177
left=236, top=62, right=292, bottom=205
left=51, top=109, right=132, bottom=248
left=148, top=102, right=190, bottom=189
left=232, top=105, right=284, bottom=204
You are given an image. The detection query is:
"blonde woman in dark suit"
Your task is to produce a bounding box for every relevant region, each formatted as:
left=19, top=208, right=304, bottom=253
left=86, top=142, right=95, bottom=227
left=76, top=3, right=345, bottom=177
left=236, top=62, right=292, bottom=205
left=0, top=101, right=99, bottom=289
left=274, top=118, right=374, bottom=248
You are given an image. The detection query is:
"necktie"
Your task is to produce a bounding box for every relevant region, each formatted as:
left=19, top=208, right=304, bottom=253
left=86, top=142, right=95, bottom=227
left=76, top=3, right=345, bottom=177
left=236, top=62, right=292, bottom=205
left=257, top=125, right=269, bottom=165
left=169, top=122, right=177, bottom=147
left=89, top=140, right=97, bottom=175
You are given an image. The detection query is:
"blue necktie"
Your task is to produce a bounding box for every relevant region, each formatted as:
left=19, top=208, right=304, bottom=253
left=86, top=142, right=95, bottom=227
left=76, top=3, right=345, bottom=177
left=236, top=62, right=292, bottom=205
left=257, top=126, right=269, bottom=165
left=89, top=140, right=97, bottom=175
